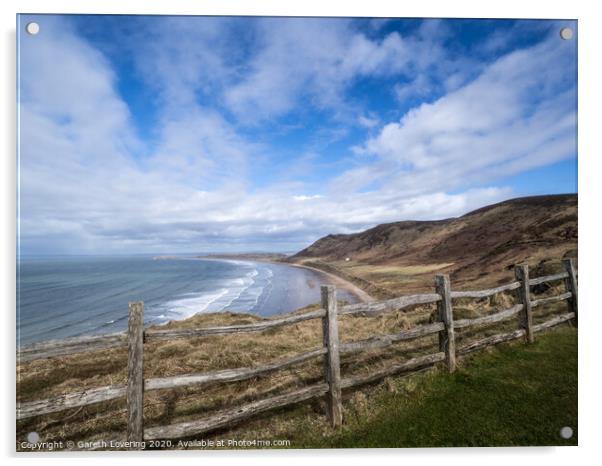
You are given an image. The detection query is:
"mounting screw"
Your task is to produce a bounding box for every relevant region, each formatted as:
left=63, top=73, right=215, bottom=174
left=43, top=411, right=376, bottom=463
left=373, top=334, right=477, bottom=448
left=25, top=22, right=40, bottom=35
left=559, top=27, right=573, bottom=40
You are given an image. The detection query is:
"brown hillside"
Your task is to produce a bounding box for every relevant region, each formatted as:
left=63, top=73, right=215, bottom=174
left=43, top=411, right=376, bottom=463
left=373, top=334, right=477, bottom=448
left=290, top=194, right=577, bottom=293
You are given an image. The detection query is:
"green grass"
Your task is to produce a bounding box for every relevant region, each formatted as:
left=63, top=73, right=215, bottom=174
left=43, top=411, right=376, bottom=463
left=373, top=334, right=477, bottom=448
left=297, top=327, right=577, bottom=448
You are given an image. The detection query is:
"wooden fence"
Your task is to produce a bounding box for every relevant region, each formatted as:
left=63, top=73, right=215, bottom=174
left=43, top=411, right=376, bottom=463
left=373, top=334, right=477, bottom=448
left=16, top=258, right=578, bottom=448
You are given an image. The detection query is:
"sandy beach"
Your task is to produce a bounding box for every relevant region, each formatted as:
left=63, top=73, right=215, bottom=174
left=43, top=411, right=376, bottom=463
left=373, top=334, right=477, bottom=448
left=204, top=255, right=375, bottom=304
left=285, top=262, right=375, bottom=303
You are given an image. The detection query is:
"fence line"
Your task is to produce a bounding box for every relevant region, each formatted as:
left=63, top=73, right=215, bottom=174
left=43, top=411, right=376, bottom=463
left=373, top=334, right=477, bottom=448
left=16, top=258, right=578, bottom=446
left=17, top=333, right=128, bottom=363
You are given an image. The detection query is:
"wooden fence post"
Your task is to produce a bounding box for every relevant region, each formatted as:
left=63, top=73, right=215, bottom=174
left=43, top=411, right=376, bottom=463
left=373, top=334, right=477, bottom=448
left=514, top=265, right=534, bottom=343
left=127, top=301, right=144, bottom=448
left=321, top=285, right=343, bottom=428
left=435, top=275, right=456, bottom=373
left=562, top=258, right=578, bottom=326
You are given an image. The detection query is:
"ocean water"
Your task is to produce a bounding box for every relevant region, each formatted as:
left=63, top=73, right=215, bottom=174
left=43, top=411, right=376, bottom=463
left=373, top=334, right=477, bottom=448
left=17, top=255, right=358, bottom=346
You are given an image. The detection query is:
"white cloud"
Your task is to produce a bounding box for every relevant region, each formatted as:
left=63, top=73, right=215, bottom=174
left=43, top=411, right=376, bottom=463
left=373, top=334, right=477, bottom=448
left=18, top=18, right=575, bottom=255
left=293, top=194, right=324, bottom=201
left=125, top=16, right=236, bottom=109
left=344, top=34, right=576, bottom=196
left=357, top=114, right=379, bottom=129
left=223, top=19, right=421, bottom=122
left=18, top=18, right=253, bottom=253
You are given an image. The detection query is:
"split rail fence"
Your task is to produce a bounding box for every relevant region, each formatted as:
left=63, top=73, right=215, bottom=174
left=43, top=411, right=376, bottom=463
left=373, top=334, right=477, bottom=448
left=17, top=259, right=578, bottom=448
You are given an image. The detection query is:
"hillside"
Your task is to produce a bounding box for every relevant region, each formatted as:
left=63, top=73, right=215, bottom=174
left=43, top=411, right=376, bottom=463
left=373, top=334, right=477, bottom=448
left=289, top=194, right=577, bottom=294
left=17, top=193, right=577, bottom=449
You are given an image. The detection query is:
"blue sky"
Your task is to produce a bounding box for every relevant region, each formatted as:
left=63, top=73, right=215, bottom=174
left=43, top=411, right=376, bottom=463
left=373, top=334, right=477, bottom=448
left=17, top=15, right=577, bottom=254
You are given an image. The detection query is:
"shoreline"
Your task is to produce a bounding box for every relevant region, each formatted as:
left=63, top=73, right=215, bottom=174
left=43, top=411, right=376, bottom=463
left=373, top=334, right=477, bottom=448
left=200, top=255, right=374, bottom=304
left=285, top=262, right=375, bottom=303
left=18, top=256, right=374, bottom=348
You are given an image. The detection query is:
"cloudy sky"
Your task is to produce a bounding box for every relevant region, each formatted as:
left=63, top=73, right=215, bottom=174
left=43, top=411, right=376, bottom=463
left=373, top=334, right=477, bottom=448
left=17, top=15, right=577, bottom=255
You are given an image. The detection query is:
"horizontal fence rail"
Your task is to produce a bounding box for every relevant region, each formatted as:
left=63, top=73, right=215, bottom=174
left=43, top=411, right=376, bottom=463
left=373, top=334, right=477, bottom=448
left=453, top=304, right=523, bottom=329
left=458, top=329, right=527, bottom=355
left=18, top=333, right=128, bottom=363
left=450, top=281, right=521, bottom=299
left=17, top=347, right=327, bottom=421
left=145, top=347, right=326, bottom=391
left=340, top=322, right=444, bottom=355
left=340, top=352, right=445, bottom=390
left=144, top=383, right=329, bottom=441
left=17, top=384, right=127, bottom=420
left=339, top=293, right=441, bottom=316
left=532, top=312, right=575, bottom=332
left=531, top=292, right=572, bottom=308
left=529, top=272, right=569, bottom=286
left=457, top=311, right=576, bottom=356
left=145, top=308, right=326, bottom=341
left=17, top=258, right=578, bottom=449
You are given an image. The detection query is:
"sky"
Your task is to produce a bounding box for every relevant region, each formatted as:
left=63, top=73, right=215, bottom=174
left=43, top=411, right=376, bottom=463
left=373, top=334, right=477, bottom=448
left=17, top=15, right=577, bottom=255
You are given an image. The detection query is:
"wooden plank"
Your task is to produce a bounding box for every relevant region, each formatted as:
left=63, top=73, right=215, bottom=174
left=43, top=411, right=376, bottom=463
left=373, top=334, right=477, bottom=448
left=145, top=309, right=326, bottom=340
left=458, top=329, right=526, bottom=355
left=450, top=281, right=521, bottom=299
left=340, top=322, right=443, bottom=355
left=126, top=302, right=144, bottom=447
left=144, top=383, right=329, bottom=440
left=321, top=285, right=343, bottom=428
left=528, top=272, right=569, bottom=286
left=453, top=305, right=522, bottom=329
left=530, top=292, right=572, bottom=308
left=532, top=312, right=575, bottom=333
left=515, top=265, right=534, bottom=343
left=340, top=352, right=445, bottom=390
left=339, top=293, right=441, bottom=316
left=563, top=258, right=578, bottom=326
left=146, top=348, right=326, bottom=391
left=22, top=310, right=570, bottom=422
left=18, top=333, right=127, bottom=363
left=17, top=349, right=327, bottom=421
left=17, top=385, right=126, bottom=420
left=435, top=275, right=456, bottom=373
left=458, top=313, right=573, bottom=357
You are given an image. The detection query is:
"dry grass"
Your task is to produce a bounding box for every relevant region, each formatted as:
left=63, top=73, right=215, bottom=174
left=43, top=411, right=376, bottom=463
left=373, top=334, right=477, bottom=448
left=16, top=277, right=573, bottom=450
left=317, top=247, right=576, bottom=299
left=343, top=263, right=455, bottom=285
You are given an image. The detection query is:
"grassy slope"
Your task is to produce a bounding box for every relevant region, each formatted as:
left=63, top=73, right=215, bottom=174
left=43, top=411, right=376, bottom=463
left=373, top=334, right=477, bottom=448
left=17, top=295, right=575, bottom=448
left=16, top=195, right=579, bottom=449
left=295, top=327, right=577, bottom=448
left=290, top=194, right=577, bottom=294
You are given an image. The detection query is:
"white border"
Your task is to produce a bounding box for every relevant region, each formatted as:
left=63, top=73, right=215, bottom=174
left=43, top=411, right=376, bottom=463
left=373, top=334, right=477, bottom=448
left=2, top=1, right=601, bottom=465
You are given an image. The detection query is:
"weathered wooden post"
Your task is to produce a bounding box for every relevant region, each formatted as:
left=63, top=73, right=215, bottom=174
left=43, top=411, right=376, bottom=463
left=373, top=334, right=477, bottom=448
left=562, top=258, right=578, bottom=326
left=321, top=285, right=343, bottom=428
left=435, top=274, right=456, bottom=373
left=514, top=265, right=534, bottom=343
left=127, top=301, right=144, bottom=448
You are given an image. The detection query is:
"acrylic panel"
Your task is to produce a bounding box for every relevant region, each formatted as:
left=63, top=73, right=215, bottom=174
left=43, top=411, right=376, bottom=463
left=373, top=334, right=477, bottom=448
left=16, top=14, right=578, bottom=451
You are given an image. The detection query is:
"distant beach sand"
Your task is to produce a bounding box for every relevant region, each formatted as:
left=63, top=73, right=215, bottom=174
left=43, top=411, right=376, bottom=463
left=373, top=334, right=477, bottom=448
left=286, top=262, right=374, bottom=303
left=201, top=254, right=374, bottom=304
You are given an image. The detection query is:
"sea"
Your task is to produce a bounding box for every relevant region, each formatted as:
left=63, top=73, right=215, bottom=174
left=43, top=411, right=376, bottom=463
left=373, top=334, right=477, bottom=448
left=17, top=255, right=358, bottom=346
